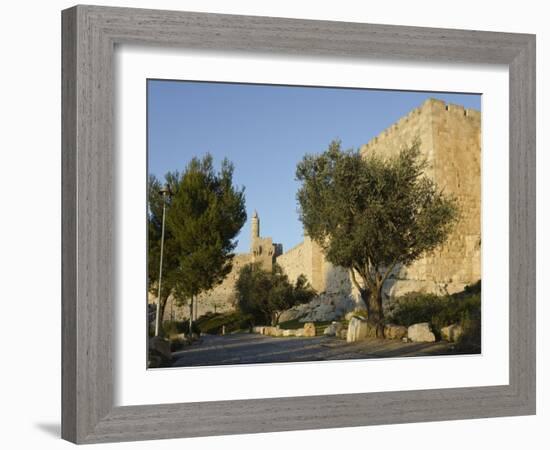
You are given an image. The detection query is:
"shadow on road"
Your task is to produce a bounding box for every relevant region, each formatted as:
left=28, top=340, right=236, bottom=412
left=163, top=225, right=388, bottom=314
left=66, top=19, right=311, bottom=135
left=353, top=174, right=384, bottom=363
left=170, top=333, right=454, bottom=367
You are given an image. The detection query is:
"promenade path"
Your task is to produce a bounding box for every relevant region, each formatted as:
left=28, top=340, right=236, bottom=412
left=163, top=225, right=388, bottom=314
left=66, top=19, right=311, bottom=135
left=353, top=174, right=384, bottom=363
left=171, top=332, right=453, bottom=367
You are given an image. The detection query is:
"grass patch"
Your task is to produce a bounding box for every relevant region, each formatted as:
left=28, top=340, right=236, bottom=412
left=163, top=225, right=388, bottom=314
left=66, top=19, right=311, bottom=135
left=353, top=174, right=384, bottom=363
left=278, top=319, right=305, bottom=330
left=195, top=311, right=253, bottom=335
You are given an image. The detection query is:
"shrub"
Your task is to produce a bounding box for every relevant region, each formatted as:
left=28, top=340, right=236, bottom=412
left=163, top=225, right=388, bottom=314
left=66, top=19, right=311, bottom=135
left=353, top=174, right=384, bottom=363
left=386, top=293, right=443, bottom=328
left=161, top=320, right=199, bottom=337
left=455, top=305, right=481, bottom=353
left=235, top=263, right=316, bottom=325
left=386, top=283, right=481, bottom=345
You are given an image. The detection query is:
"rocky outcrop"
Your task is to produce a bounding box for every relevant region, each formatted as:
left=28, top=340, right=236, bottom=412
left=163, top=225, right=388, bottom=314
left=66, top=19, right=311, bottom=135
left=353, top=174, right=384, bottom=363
left=279, top=293, right=363, bottom=323
left=407, top=323, right=436, bottom=343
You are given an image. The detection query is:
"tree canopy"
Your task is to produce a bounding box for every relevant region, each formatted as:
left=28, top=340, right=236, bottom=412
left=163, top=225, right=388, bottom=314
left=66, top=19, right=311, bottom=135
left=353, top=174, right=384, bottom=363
left=235, top=263, right=316, bottom=326
left=296, top=140, right=459, bottom=336
left=148, top=154, right=247, bottom=329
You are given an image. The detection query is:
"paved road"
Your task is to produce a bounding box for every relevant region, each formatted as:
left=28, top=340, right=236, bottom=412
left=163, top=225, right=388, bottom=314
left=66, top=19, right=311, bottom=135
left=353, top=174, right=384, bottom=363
left=171, top=333, right=453, bottom=367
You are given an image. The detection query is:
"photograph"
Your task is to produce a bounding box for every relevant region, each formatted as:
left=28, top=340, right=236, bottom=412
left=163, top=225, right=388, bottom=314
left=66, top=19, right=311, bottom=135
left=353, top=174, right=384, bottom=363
left=146, top=80, right=482, bottom=368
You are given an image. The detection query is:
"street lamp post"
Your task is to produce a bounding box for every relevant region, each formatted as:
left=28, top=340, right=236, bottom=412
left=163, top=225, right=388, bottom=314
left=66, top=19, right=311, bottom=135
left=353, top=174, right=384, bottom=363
left=154, top=184, right=171, bottom=337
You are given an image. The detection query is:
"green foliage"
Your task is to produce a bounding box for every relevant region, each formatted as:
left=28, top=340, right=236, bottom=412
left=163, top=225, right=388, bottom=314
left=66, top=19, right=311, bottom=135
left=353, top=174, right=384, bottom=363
left=277, top=318, right=306, bottom=330
left=386, top=282, right=481, bottom=346
left=235, top=263, right=317, bottom=326
left=147, top=173, right=183, bottom=320
left=455, top=314, right=481, bottom=353
left=148, top=154, right=247, bottom=325
left=296, top=140, right=459, bottom=271
left=295, top=140, right=459, bottom=333
left=194, top=311, right=253, bottom=335
left=167, top=154, right=247, bottom=302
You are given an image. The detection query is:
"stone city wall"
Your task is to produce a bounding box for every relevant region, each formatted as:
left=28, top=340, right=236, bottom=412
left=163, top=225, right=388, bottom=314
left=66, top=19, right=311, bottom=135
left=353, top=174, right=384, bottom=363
left=360, top=98, right=481, bottom=295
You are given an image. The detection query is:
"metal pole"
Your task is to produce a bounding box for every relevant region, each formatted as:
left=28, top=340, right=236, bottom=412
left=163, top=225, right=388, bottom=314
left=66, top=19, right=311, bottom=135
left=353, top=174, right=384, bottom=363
left=154, top=191, right=167, bottom=337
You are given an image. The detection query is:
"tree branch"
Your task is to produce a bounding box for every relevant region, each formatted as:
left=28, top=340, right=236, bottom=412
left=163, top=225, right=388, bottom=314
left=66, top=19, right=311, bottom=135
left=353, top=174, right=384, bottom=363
left=380, top=256, right=400, bottom=286
left=354, top=264, right=375, bottom=291
left=349, top=268, right=364, bottom=293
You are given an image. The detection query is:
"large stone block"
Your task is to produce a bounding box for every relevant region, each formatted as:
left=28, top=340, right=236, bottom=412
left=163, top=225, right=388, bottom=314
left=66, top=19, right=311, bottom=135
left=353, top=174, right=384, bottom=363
left=323, top=321, right=344, bottom=336
left=303, top=322, right=316, bottom=337
left=347, top=317, right=369, bottom=343
left=407, top=323, right=436, bottom=343
left=384, top=323, right=408, bottom=340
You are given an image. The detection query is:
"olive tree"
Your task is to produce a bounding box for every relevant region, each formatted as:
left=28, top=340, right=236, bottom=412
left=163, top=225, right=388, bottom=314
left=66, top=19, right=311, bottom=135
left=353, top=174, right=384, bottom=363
left=296, top=140, right=459, bottom=337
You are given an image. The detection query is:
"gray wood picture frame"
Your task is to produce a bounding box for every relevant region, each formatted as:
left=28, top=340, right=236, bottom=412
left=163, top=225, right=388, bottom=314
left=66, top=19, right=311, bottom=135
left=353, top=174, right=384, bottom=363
left=61, top=4, right=536, bottom=444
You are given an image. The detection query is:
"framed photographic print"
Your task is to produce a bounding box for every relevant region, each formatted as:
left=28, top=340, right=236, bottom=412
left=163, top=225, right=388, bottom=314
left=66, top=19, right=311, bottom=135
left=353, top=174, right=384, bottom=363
left=62, top=5, right=536, bottom=444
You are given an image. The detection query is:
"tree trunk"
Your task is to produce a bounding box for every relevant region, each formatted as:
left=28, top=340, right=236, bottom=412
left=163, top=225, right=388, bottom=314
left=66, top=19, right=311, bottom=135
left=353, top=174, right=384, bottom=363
left=189, top=296, right=194, bottom=335
left=158, top=296, right=168, bottom=335
left=366, top=285, right=384, bottom=338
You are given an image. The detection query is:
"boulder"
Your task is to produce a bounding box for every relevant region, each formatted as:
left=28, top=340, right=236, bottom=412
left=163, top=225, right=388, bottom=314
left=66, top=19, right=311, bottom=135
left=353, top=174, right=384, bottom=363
left=384, top=323, right=408, bottom=340
left=323, top=321, right=344, bottom=336
left=338, top=329, right=348, bottom=340
left=407, top=323, right=436, bottom=343
left=441, top=324, right=463, bottom=342
left=282, top=329, right=296, bottom=337
left=295, top=328, right=305, bottom=337
left=303, top=322, right=316, bottom=337
left=149, top=336, right=172, bottom=361
left=347, top=317, right=369, bottom=343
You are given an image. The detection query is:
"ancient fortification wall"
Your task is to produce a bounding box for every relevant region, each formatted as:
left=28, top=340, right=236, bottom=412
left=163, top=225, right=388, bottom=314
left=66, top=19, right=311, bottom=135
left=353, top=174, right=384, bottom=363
left=360, top=98, right=481, bottom=295
left=276, top=237, right=355, bottom=297
left=154, top=253, right=253, bottom=322
left=275, top=240, right=309, bottom=287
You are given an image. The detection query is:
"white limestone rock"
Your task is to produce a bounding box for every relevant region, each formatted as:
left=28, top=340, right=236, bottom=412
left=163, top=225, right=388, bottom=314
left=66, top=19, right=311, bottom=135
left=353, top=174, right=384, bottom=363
left=323, top=321, right=344, bottom=336
left=346, top=317, right=369, bottom=343
left=407, top=323, right=436, bottom=343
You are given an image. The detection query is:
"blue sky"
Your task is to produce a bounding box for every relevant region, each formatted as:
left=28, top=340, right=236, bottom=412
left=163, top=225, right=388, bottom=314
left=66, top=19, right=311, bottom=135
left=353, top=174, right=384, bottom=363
left=148, top=80, right=481, bottom=254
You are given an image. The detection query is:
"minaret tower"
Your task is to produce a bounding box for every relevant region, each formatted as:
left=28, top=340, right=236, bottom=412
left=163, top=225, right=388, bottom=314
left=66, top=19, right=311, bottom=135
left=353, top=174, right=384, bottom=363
left=251, top=210, right=260, bottom=247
